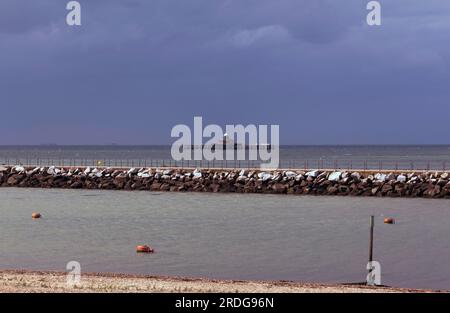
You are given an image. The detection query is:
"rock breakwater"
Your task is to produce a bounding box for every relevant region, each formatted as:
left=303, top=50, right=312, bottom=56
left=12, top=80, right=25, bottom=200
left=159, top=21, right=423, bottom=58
left=1, top=165, right=450, bottom=198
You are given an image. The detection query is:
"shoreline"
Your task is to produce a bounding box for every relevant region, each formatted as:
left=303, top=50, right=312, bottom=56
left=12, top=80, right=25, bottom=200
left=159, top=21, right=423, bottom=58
left=0, top=270, right=446, bottom=293
left=1, top=165, right=450, bottom=199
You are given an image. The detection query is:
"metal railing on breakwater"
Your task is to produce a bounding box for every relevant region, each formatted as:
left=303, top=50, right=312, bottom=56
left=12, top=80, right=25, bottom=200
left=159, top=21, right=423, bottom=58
left=1, top=158, right=449, bottom=171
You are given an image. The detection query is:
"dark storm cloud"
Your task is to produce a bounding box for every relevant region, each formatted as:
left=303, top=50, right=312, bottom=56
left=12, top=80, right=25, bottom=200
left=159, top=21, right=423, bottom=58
left=0, top=0, right=449, bottom=144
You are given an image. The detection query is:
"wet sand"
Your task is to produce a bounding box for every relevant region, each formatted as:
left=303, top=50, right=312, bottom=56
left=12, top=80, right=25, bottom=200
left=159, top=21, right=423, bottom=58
left=0, top=270, right=445, bottom=293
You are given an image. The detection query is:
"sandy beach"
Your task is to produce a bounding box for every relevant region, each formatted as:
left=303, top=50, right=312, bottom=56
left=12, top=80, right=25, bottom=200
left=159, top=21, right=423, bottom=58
left=0, top=270, right=445, bottom=293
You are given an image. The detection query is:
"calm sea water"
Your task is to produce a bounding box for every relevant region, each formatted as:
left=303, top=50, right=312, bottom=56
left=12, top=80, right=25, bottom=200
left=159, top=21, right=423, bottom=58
left=0, top=188, right=449, bottom=290
left=1, top=145, right=450, bottom=169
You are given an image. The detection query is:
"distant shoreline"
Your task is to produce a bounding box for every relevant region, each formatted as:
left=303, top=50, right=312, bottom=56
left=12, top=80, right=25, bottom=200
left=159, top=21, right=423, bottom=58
left=0, top=270, right=444, bottom=293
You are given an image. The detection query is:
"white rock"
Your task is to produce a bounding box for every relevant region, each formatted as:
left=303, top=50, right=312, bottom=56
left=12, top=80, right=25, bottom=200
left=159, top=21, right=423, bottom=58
left=137, top=170, right=150, bottom=177
left=328, top=171, right=341, bottom=181
left=306, top=170, right=319, bottom=177
left=127, top=168, right=137, bottom=175
left=193, top=169, right=202, bottom=178
left=284, top=171, right=297, bottom=178
left=84, top=167, right=91, bottom=174
left=375, top=173, right=386, bottom=181
left=351, top=172, right=361, bottom=180
left=139, top=169, right=151, bottom=176
left=14, top=166, right=25, bottom=172
left=262, top=173, right=272, bottom=181
left=163, top=169, right=172, bottom=176
left=48, top=167, right=62, bottom=175
left=397, top=174, right=406, bottom=183
left=47, top=166, right=56, bottom=175
left=295, top=174, right=303, bottom=181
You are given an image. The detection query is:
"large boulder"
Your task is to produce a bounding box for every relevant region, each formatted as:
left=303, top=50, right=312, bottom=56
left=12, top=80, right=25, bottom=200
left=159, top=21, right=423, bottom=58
left=272, top=183, right=287, bottom=193
left=328, top=172, right=341, bottom=182
left=7, top=174, right=23, bottom=185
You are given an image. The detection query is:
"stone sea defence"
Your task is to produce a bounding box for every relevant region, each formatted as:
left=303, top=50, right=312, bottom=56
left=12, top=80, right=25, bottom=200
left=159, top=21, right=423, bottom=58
left=1, top=165, right=450, bottom=199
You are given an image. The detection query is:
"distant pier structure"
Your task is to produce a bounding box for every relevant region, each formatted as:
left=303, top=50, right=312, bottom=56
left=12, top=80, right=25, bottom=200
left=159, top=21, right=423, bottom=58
left=186, top=134, right=271, bottom=151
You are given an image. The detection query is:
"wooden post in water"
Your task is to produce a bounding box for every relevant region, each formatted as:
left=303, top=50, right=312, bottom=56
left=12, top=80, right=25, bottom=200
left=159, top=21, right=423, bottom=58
left=369, top=215, right=374, bottom=264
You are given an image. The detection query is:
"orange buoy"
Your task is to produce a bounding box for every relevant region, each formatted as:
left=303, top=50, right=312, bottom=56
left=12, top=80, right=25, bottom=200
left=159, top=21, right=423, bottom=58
left=32, top=212, right=41, bottom=219
left=384, top=217, right=395, bottom=224
left=136, top=245, right=154, bottom=253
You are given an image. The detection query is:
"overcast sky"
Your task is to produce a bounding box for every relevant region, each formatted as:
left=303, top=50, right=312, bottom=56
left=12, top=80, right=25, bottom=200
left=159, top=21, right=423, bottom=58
left=1, top=0, right=449, bottom=144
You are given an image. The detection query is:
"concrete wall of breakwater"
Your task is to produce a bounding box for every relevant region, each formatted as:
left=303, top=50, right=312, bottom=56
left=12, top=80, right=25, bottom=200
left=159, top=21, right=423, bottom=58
left=1, top=165, right=450, bottom=199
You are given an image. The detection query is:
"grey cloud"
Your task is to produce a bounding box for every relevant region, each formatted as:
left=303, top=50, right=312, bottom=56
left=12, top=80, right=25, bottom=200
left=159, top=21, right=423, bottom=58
left=0, top=1, right=450, bottom=144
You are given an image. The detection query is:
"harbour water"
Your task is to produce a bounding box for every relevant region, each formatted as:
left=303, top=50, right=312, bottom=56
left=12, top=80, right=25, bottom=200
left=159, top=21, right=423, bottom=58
left=0, top=188, right=449, bottom=290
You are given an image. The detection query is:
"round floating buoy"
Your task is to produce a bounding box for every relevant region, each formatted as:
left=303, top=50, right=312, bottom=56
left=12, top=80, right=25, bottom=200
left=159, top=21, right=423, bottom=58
left=384, top=217, right=395, bottom=224
left=136, top=245, right=154, bottom=253
left=32, top=212, right=41, bottom=219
